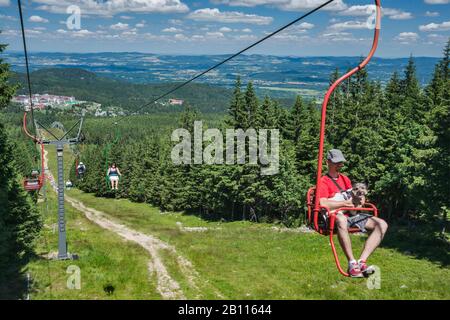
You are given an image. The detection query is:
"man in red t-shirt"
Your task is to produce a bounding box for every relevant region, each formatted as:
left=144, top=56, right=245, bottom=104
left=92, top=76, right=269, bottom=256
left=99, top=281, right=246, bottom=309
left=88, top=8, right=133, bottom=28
left=318, top=149, right=388, bottom=278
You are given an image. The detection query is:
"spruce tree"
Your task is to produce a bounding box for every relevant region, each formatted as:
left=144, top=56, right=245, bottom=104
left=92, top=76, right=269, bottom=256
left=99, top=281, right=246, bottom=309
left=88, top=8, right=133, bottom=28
left=258, top=96, right=278, bottom=129
left=0, top=40, right=17, bottom=110
left=385, top=71, right=402, bottom=110
left=288, top=96, right=304, bottom=143
left=226, top=76, right=245, bottom=128
left=402, top=56, right=426, bottom=123
left=424, top=39, right=450, bottom=221
left=244, top=81, right=258, bottom=129
left=402, top=55, right=421, bottom=98
left=0, top=40, right=42, bottom=295
left=0, top=123, right=43, bottom=296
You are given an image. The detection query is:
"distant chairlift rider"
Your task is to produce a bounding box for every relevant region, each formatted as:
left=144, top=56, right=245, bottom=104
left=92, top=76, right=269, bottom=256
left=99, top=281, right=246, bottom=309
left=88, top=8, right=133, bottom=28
left=77, top=162, right=86, bottom=178
left=107, top=163, right=121, bottom=190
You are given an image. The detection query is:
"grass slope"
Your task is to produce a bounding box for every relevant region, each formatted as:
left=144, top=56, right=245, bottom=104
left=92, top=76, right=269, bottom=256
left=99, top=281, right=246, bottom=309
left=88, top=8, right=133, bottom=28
left=23, top=144, right=161, bottom=299
left=66, top=188, right=450, bottom=299
left=26, top=143, right=450, bottom=300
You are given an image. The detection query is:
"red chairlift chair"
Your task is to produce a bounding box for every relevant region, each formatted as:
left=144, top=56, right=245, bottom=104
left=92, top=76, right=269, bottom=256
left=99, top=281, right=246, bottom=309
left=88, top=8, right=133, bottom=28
left=22, top=112, right=46, bottom=192
left=306, top=0, right=381, bottom=277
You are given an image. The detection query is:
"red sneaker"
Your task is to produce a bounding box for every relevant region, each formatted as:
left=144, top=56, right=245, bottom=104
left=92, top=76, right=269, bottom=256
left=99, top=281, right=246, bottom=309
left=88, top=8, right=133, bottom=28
left=359, top=260, right=375, bottom=276
left=348, top=261, right=364, bottom=278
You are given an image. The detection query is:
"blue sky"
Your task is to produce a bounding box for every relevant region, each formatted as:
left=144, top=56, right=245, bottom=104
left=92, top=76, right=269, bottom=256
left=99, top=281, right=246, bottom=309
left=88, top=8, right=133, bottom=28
left=0, top=0, right=449, bottom=57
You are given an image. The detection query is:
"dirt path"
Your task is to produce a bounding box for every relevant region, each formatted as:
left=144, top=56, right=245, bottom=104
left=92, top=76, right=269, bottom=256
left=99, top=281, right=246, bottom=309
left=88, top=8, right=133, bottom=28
left=43, top=149, right=209, bottom=299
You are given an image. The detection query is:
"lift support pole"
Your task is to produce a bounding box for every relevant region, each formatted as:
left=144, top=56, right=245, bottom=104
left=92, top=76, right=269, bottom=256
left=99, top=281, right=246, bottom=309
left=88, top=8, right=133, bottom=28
left=39, top=114, right=84, bottom=260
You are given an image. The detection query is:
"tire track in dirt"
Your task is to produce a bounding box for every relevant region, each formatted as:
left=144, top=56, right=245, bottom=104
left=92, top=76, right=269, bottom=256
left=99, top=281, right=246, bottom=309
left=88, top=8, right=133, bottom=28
left=43, top=148, right=222, bottom=299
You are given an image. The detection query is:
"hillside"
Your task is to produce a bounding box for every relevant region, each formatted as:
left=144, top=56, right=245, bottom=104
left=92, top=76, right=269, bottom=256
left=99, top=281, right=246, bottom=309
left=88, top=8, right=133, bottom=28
left=10, top=68, right=233, bottom=113
left=5, top=52, right=441, bottom=105
left=20, top=143, right=450, bottom=300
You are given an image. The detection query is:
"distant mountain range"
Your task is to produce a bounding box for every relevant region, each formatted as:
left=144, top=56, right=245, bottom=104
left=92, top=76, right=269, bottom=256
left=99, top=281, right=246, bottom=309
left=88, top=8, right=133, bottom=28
left=4, top=52, right=440, bottom=101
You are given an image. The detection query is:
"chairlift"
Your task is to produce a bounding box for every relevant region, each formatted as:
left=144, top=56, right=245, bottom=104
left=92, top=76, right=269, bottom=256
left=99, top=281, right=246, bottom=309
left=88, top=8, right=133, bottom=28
left=22, top=141, right=45, bottom=192
left=306, top=0, right=381, bottom=277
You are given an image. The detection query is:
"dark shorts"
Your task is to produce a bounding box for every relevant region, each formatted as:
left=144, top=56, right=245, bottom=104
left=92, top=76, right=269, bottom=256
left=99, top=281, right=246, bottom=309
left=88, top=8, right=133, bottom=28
left=347, top=214, right=371, bottom=232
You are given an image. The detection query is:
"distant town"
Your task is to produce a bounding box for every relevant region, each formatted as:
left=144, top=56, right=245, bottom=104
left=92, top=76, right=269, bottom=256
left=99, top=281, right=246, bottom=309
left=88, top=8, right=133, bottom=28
left=12, top=93, right=184, bottom=116
left=12, top=94, right=84, bottom=110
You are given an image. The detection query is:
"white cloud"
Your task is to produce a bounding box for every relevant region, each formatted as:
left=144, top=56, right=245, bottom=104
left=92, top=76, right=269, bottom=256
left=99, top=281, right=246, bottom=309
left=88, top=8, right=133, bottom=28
left=56, top=28, right=98, bottom=38
left=233, top=34, right=258, bottom=41
left=0, top=0, right=10, bottom=7
left=33, top=0, right=189, bottom=15
left=26, top=29, right=43, bottom=35
left=136, top=23, right=145, bottom=28
left=110, top=22, right=129, bottom=30
left=174, top=33, right=188, bottom=40
left=242, top=28, right=252, bottom=33
left=191, top=35, right=205, bottom=41
left=72, top=29, right=95, bottom=37
left=162, top=27, right=183, bottom=33
left=273, top=33, right=306, bottom=41
left=278, top=0, right=347, bottom=11
left=387, top=11, right=413, bottom=20
left=426, top=33, right=448, bottom=44
left=0, top=14, right=16, bottom=21
left=424, top=0, right=449, bottom=4
left=219, top=27, right=233, bottom=32
left=321, top=31, right=362, bottom=42
left=276, top=21, right=314, bottom=38
left=1, top=29, right=18, bottom=37
left=329, top=20, right=369, bottom=31
left=322, top=31, right=352, bottom=37
left=122, top=30, right=138, bottom=37
left=120, top=15, right=134, bottom=20
left=425, top=11, right=440, bottom=17
left=29, top=15, right=49, bottom=23
left=297, top=22, right=314, bottom=30
left=338, top=4, right=374, bottom=16
left=339, top=5, right=413, bottom=20
left=419, top=21, right=450, bottom=31
left=169, top=19, right=183, bottom=25
left=211, top=0, right=285, bottom=7
left=187, top=8, right=273, bottom=25
left=212, top=0, right=347, bottom=11
left=395, top=32, right=419, bottom=44
left=206, top=32, right=225, bottom=38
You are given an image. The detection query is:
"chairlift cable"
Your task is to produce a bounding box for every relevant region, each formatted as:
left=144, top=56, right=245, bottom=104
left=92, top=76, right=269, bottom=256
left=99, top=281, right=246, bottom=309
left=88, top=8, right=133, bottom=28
left=114, top=0, right=336, bottom=124
left=18, top=0, right=37, bottom=139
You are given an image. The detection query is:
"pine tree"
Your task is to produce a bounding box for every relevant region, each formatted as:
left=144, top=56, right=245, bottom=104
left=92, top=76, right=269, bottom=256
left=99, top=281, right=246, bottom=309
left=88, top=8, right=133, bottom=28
left=401, top=56, right=426, bottom=123
left=244, top=81, right=258, bottom=129
left=427, top=39, right=450, bottom=107
left=178, top=102, right=199, bottom=132
left=277, top=106, right=291, bottom=140
left=0, top=39, right=17, bottom=110
left=287, top=96, right=304, bottom=143
left=350, top=59, right=370, bottom=104
left=402, top=55, right=421, bottom=98
left=0, top=40, right=42, bottom=293
left=385, top=71, right=402, bottom=110
left=423, top=39, right=450, bottom=222
left=0, top=123, right=42, bottom=296
left=292, top=99, right=320, bottom=182
left=258, top=96, right=278, bottom=129
left=226, top=76, right=246, bottom=128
